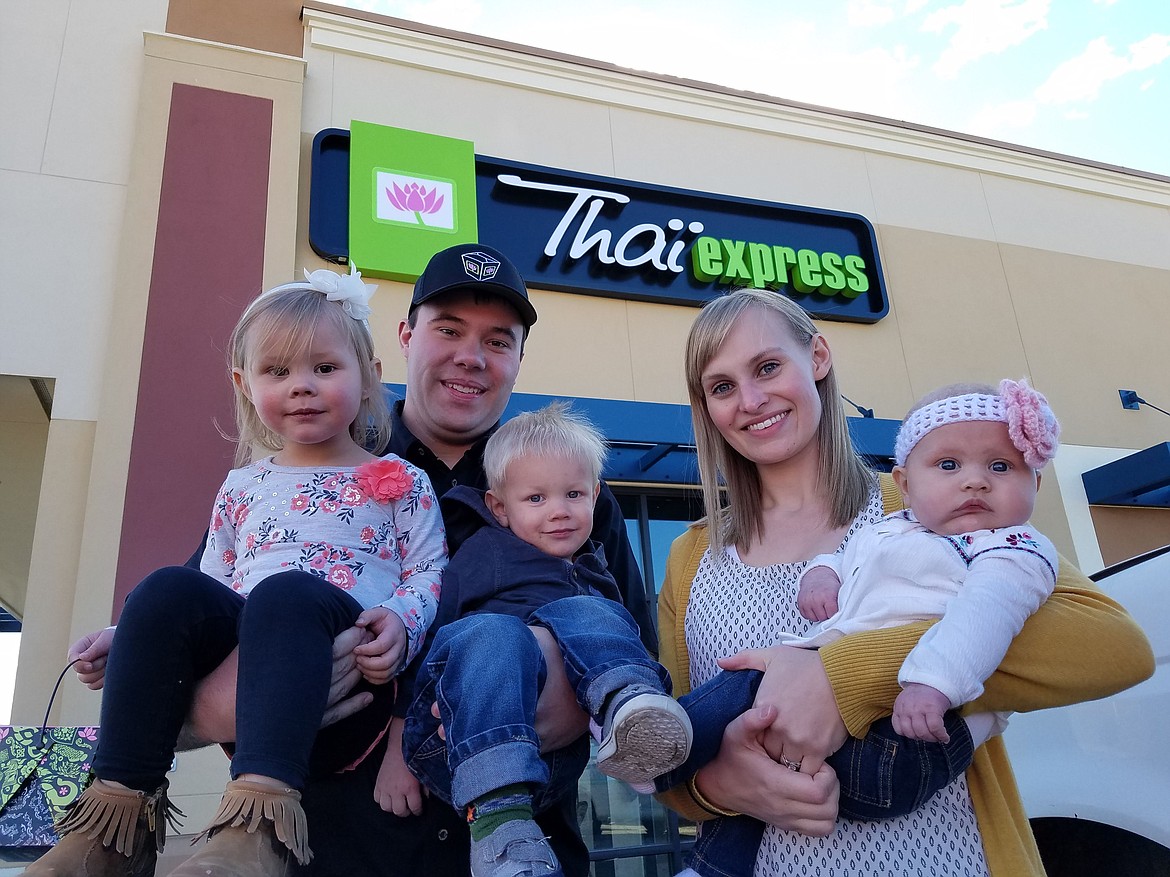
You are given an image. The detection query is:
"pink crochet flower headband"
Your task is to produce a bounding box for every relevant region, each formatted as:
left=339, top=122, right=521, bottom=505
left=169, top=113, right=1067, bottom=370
left=894, top=379, right=1061, bottom=469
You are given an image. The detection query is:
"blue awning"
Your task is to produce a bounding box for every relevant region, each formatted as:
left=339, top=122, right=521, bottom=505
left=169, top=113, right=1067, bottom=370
left=385, top=385, right=899, bottom=483
left=1082, top=443, right=1170, bottom=508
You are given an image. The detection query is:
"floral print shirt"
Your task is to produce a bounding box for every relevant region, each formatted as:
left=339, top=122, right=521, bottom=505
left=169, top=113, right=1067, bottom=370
left=200, top=455, right=446, bottom=666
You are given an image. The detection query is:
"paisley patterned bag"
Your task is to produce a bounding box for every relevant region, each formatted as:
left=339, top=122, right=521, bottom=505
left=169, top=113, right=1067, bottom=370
left=0, top=663, right=97, bottom=849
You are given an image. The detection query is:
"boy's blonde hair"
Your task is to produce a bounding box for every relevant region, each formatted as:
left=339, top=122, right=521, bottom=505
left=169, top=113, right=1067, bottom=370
left=229, top=285, right=391, bottom=466
left=684, top=289, right=875, bottom=556
left=484, top=401, right=607, bottom=490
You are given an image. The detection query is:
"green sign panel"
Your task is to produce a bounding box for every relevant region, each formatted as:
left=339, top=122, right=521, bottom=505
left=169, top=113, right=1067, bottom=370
left=348, top=121, right=478, bottom=281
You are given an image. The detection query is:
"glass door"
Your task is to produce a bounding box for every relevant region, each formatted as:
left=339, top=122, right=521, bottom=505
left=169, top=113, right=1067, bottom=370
left=577, top=487, right=705, bottom=875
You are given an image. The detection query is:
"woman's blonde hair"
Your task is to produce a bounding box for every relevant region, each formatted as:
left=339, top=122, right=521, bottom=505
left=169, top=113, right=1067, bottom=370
left=228, top=286, right=391, bottom=466
left=483, top=401, right=606, bottom=490
left=684, top=289, right=874, bottom=556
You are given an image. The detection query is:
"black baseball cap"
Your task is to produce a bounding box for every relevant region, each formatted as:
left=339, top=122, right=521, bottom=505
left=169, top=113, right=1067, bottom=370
left=410, top=243, right=537, bottom=328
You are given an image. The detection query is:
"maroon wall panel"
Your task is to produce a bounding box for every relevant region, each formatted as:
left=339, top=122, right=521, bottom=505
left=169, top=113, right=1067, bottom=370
left=112, top=83, right=273, bottom=617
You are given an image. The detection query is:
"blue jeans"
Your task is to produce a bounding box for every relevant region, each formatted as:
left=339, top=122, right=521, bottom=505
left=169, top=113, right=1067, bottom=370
left=403, top=595, right=670, bottom=810
left=663, top=669, right=975, bottom=877
left=94, top=566, right=388, bottom=792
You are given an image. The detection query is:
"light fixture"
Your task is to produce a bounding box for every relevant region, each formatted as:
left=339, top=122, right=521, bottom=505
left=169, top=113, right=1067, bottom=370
left=1118, top=390, right=1170, bottom=417
left=842, top=395, right=874, bottom=418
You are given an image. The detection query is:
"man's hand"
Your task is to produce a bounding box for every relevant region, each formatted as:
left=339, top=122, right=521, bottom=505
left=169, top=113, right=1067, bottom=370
left=797, top=566, right=842, bottom=623
left=530, top=625, right=589, bottom=752
left=428, top=625, right=589, bottom=753
left=892, top=683, right=952, bottom=743
left=353, top=608, right=407, bottom=685
left=68, top=628, right=116, bottom=690
left=321, top=626, right=375, bottom=727
left=178, top=626, right=375, bottom=750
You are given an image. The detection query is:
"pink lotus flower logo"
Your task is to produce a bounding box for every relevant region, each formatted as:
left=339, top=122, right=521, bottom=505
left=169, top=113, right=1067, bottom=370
left=375, top=172, right=455, bottom=230
left=387, top=182, right=444, bottom=224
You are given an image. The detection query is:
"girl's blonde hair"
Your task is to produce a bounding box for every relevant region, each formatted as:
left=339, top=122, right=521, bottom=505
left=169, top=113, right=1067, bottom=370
left=484, top=401, right=607, bottom=490
left=229, top=285, right=391, bottom=466
left=684, top=289, right=874, bottom=556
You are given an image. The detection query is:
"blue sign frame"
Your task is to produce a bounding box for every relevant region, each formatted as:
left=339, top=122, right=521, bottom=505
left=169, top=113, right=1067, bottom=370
left=310, top=129, right=889, bottom=323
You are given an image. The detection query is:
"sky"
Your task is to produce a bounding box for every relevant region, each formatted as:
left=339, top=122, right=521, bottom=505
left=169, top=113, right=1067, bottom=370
left=338, top=0, right=1170, bottom=178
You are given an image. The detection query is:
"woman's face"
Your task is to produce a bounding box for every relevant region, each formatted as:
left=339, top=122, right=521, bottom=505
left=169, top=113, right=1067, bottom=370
left=699, top=306, right=831, bottom=470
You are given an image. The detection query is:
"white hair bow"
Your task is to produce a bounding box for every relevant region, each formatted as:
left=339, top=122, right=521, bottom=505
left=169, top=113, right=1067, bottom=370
left=303, top=263, right=376, bottom=322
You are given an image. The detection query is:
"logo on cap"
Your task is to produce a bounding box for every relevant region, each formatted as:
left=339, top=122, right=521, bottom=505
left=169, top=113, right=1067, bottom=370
left=461, top=252, right=501, bottom=282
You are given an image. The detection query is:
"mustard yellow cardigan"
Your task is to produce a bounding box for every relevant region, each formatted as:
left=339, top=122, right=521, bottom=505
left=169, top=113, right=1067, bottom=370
left=656, top=476, right=1154, bottom=877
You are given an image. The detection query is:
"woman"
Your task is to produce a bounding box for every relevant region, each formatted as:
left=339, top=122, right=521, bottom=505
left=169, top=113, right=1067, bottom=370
left=656, top=289, right=1153, bottom=876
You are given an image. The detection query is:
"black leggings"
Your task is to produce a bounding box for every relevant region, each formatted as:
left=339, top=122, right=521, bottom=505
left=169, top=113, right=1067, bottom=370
left=92, top=566, right=388, bottom=791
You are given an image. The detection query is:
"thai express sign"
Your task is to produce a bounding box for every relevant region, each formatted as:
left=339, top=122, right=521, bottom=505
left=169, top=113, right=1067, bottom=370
left=311, top=122, right=888, bottom=322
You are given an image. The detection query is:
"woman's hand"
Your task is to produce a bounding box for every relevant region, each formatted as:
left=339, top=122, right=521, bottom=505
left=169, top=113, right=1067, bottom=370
left=693, top=705, right=840, bottom=836
left=68, top=627, right=116, bottom=690
left=719, top=644, right=848, bottom=775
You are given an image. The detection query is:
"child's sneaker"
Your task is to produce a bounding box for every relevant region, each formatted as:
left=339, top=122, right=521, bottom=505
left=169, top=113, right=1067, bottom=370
left=469, top=819, right=563, bottom=877
left=596, top=686, right=693, bottom=787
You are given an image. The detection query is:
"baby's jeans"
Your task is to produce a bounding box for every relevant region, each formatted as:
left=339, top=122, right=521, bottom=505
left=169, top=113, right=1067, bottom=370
left=662, top=669, right=975, bottom=877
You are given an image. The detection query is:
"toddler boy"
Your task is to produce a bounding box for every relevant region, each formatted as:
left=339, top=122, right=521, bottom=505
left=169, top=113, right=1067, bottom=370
left=398, top=402, right=691, bottom=877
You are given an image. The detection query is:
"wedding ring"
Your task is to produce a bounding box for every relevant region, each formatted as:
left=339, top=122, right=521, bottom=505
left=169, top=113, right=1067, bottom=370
left=779, top=756, right=802, bottom=772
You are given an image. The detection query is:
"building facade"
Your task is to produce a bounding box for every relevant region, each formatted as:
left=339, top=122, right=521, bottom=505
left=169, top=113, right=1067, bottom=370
left=4, top=1, right=1169, bottom=870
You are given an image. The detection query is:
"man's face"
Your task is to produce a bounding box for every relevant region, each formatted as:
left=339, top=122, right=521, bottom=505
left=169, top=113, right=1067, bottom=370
left=399, top=291, right=525, bottom=458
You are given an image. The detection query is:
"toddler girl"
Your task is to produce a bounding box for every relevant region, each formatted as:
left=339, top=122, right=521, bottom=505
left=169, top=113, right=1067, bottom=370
left=29, top=268, right=445, bottom=877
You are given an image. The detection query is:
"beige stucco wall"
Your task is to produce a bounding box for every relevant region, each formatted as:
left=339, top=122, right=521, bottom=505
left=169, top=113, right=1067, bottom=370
left=296, top=11, right=1170, bottom=434
left=0, top=379, right=51, bottom=618
left=295, top=8, right=1170, bottom=552
left=10, top=29, right=305, bottom=730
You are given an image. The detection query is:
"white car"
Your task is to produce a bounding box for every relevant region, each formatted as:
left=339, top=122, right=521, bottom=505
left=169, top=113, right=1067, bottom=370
left=1003, top=544, right=1170, bottom=875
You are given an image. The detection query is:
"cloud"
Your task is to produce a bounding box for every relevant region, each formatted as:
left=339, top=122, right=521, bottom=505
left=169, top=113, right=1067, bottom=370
left=968, top=98, right=1037, bottom=135
left=462, top=4, right=923, bottom=120
left=330, top=0, right=923, bottom=118
left=846, top=0, right=898, bottom=27
left=922, top=0, right=1050, bottom=79
left=1036, top=34, right=1170, bottom=104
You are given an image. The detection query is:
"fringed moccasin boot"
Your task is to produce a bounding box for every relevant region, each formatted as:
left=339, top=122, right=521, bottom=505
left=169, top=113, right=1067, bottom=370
left=23, top=779, right=182, bottom=877
left=168, top=779, right=311, bottom=877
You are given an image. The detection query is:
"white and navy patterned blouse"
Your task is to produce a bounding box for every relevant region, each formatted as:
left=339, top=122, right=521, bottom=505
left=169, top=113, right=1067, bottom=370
left=685, top=490, right=991, bottom=877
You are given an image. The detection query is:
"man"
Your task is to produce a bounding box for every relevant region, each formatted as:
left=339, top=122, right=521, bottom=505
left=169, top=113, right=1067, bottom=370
left=68, top=243, right=654, bottom=875
left=300, top=242, right=655, bottom=876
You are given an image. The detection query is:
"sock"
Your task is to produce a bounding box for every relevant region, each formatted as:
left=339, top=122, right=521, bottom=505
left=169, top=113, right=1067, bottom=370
left=467, top=784, right=534, bottom=841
